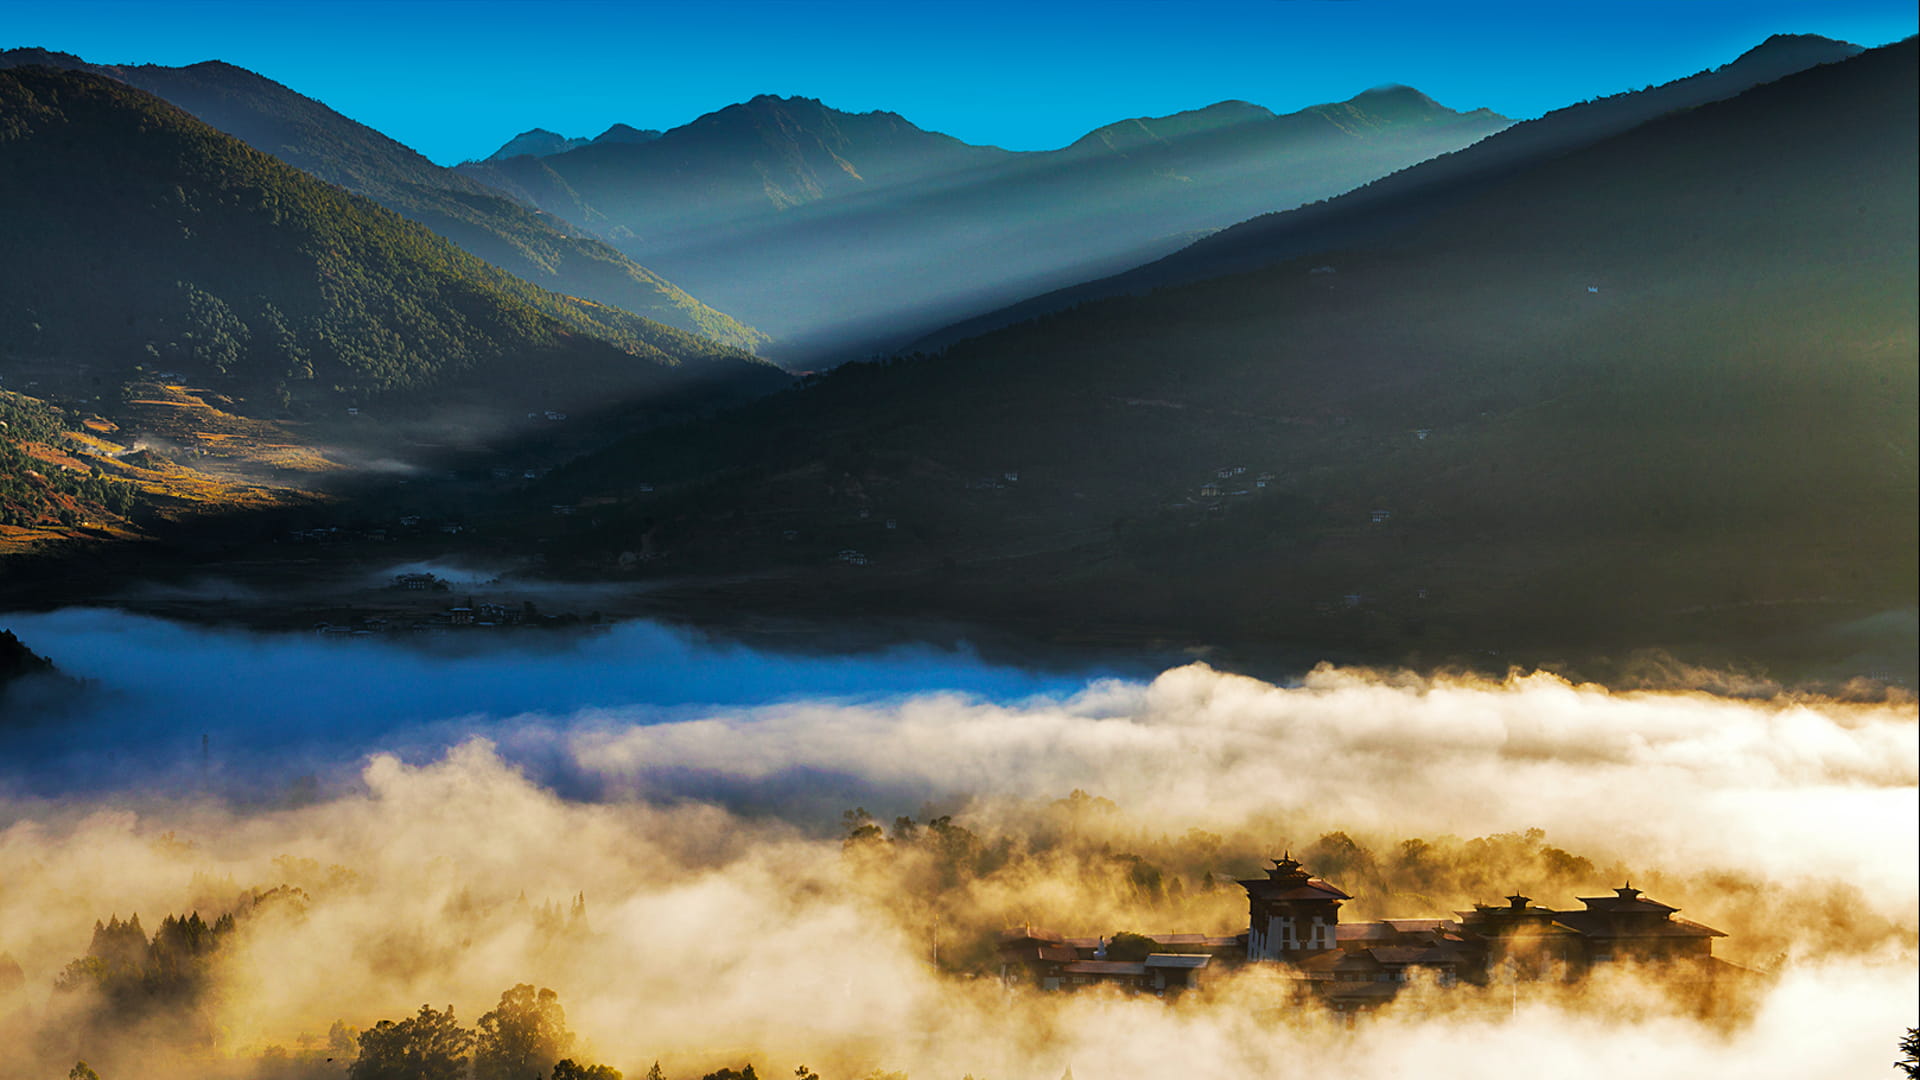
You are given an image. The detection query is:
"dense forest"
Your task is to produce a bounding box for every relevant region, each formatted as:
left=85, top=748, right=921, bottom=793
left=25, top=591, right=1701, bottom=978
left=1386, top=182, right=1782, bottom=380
left=0, top=67, right=785, bottom=419
left=0, top=50, right=767, bottom=352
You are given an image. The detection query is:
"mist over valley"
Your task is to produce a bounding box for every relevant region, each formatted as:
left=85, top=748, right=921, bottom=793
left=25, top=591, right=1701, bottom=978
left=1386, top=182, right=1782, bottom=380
left=1, top=4, right=1915, bottom=1078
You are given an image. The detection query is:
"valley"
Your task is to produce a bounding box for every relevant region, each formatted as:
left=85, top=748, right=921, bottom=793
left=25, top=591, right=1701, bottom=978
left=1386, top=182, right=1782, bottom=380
left=0, top=9, right=1914, bottom=1078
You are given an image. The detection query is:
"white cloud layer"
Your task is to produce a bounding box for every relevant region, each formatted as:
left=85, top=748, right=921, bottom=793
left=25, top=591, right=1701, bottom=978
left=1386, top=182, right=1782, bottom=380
left=0, top=613, right=1913, bottom=1079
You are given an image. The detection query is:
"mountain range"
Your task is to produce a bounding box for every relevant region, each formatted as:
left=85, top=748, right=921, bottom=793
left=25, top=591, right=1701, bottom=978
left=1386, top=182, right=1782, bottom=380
left=916, top=33, right=1869, bottom=349
left=485, top=123, right=662, bottom=160
left=0, top=31, right=1911, bottom=678
left=522, top=37, right=1917, bottom=671
left=460, top=88, right=1512, bottom=359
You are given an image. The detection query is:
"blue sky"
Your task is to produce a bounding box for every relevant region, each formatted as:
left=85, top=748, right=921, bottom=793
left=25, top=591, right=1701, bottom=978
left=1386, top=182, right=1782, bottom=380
left=3, top=0, right=1915, bottom=163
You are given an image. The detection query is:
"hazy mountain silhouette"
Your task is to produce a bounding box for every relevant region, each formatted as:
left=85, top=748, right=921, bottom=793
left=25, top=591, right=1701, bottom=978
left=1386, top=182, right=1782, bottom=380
left=459, top=90, right=1509, bottom=360
left=489, top=127, right=592, bottom=159
left=485, top=123, right=662, bottom=161
left=0, top=49, right=766, bottom=351
left=917, top=33, right=1867, bottom=350
left=533, top=38, right=1916, bottom=666
left=0, top=67, right=784, bottom=425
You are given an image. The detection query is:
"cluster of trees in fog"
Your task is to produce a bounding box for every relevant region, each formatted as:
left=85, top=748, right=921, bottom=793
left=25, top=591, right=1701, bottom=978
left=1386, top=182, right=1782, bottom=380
left=341, top=985, right=621, bottom=1080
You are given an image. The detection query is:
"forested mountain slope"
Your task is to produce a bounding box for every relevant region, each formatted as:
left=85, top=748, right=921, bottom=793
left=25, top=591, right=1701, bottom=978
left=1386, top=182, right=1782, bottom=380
left=0, top=49, right=767, bottom=351
left=531, top=39, right=1917, bottom=669
left=0, top=67, right=784, bottom=421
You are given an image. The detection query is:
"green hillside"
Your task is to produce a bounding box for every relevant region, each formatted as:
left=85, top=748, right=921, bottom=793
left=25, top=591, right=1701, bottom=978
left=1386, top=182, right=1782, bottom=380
left=527, top=40, right=1917, bottom=673
left=0, top=66, right=784, bottom=414
left=0, top=49, right=767, bottom=351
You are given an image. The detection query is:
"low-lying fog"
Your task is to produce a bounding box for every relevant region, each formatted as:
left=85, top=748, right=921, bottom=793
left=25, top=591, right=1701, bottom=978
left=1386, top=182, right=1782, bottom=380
left=0, top=609, right=1914, bottom=1079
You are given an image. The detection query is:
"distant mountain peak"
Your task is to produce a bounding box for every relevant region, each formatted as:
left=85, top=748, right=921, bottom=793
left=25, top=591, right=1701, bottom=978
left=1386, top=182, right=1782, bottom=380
left=593, top=122, right=660, bottom=145
left=1730, top=32, right=1863, bottom=66
left=744, top=92, right=818, bottom=109
left=487, top=127, right=591, bottom=160
left=178, top=59, right=248, bottom=75
left=0, top=46, right=88, bottom=67
left=1067, top=99, right=1278, bottom=154
left=1356, top=82, right=1429, bottom=99
left=1313, top=83, right=1481, bottom=129
left=1350, top=84, right=1446, bottom=110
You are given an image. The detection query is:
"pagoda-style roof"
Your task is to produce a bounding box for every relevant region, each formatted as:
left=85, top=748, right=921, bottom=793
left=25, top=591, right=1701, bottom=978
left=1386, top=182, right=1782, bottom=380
left=1243, top=879, right=1353, bottom=901
left=1555, top=911, right=1725, bottom=940
left=1238, top=853, right=1351, bottom=901
left=1574, top=884, right=1680, bottom=915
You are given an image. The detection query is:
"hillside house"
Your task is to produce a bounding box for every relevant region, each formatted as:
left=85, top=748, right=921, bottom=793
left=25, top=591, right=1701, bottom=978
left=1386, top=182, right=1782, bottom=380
left=998, top=927, right=1237, bottom=994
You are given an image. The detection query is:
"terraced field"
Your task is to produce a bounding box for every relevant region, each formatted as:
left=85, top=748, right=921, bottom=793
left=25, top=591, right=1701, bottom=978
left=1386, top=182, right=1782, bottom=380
left=0, top=382, right=335, bottom=555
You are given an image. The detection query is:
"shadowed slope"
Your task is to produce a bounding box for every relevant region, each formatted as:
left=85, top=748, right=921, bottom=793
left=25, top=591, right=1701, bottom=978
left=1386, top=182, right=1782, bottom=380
left=0, top=49, right=767, bottom=352
left=916, top=33, right=1866, bottom=351
left=527, top=39, right=1916, bottom=669
left=0, top=67, right=784, bottom=419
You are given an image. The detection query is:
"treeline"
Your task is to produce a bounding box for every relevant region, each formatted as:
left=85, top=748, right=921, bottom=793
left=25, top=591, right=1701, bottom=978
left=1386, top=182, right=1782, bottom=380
left=54, top=911, right=232, bottom=1015
left=276, top=985, right=893, bottom=1080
